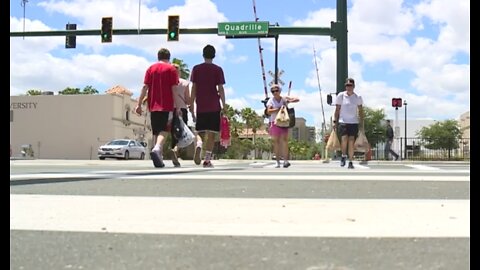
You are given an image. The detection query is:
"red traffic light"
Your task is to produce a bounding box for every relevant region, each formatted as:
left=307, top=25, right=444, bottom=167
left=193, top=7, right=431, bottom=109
left=392, top=98, right=402, bottom=108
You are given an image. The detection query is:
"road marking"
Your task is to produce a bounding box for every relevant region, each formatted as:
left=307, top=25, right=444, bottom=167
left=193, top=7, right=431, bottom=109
left=10, top=172, right=469, bottom=182
left=10, top=173, right=469, bottom=182
left=101, top=174, right=469, bottom=181
left=407, top=165, right=442, bottom=170
left=11, top=194, right=469, bottom=238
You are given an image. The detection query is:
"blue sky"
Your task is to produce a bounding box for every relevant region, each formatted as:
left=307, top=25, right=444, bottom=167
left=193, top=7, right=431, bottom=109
left=10, top=0, right=470, bottom=132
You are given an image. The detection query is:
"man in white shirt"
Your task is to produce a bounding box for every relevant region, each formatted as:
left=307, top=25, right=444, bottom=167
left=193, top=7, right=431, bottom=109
left=333, top=78, right=364, bottom=169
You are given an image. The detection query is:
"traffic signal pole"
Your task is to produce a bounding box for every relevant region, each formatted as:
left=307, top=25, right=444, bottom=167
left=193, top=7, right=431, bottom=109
left=10, top=0, right=349, bottom=93
left=335, top=0, right=348, bottom=95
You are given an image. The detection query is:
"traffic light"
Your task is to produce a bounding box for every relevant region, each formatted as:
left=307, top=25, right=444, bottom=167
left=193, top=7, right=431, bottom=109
left=327, top=94, right=333, bottom=105
left=392, top=98, right=403, bottom=108
left=101, top=17, right=113, bottom=43
left=167, top=15, right=179, bottom=41
left=65, top=23, right=76, bottom=49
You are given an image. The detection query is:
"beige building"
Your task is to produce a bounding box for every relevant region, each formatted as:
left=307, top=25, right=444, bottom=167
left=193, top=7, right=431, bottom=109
left=458, top=111, right=470, bottom=139
left=289, top=117, right=317, bottom=143
left=10, top=87, right=152, bottom=159
left=237, top=117, right=316, bottom=144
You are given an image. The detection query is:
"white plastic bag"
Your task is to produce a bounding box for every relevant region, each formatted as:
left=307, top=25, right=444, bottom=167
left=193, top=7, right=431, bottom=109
left=354, top=130, right=369, bottom=152
left=274, top=105, right=290, bottom=127
left=175, top=118, right=195, bottom=148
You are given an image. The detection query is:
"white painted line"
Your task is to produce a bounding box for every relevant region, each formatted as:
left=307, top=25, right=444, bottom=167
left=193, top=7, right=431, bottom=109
left=10, top=173, right=469, bottom=182
left=353, top=163, right=370, bottom=169
left=11, top=194, right=469, bottom=238
left=10, top=173, right=106, bottom=180
left=407, top=165, right=442, bottom=170
left=104, top=174, right=469, bottom=181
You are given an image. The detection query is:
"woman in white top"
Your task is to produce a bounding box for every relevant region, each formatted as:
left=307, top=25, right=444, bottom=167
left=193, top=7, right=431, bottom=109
left=266, top=84, right=299, bottom=168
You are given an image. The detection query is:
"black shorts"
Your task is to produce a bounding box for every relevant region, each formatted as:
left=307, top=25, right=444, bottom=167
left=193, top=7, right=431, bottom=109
left=196, top=111, right=221, bottom=132
left=150, top=111, right=171, bottom=135
left=338, top=123, right=359, bottom=137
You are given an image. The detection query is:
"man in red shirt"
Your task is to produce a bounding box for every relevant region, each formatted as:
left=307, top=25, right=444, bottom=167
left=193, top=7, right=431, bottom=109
left=135, top=48, right=179, bottom=168
left=190, top=45, right=226, bottom=168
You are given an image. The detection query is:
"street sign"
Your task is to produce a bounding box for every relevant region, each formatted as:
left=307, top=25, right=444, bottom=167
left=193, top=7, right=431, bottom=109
left=218, top=21, right=269, bottom=36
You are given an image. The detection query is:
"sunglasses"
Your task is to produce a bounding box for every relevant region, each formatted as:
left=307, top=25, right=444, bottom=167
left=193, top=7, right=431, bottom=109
left=271, top=89, right=280, bottom=93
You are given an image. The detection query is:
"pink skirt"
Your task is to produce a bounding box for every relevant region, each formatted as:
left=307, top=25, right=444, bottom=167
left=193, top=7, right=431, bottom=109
left=269, top=122, right=289, bottom=137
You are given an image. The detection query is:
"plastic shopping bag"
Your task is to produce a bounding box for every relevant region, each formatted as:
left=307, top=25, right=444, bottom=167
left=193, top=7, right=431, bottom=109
left=274, top=105, right=290, bottom=127
left=326, top=129, right=341, bottom=151
left=354, top=130, right=369, bottom=152
left=175, top=118, right=195, bottom=148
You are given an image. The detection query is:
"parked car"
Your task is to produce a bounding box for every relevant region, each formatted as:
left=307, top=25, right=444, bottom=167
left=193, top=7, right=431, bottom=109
left=98, top=139, right=146, bottom=160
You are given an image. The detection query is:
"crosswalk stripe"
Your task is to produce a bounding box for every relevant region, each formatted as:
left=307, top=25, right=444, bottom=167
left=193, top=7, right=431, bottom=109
left=406, top=164, right=441, bottom=170
left=10, top=194, right=469, bottom=238
left=10, top=173, right=469, bottom=182
left=124, top=174, right=468, bottom=181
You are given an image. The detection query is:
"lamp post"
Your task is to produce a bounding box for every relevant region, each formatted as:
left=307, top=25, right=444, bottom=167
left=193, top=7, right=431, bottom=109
left=403, top=100, right=407, bottom=160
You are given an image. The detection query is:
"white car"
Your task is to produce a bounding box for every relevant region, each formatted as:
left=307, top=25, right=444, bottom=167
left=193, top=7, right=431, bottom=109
left=98, top=139, right=146, bottom=160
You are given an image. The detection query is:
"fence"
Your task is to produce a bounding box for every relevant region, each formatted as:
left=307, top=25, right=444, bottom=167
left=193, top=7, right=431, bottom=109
left=371, top=137, right=470, bottom=161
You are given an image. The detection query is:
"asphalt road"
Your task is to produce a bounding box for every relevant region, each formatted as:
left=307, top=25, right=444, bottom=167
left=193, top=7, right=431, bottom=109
left=10, top=159, right=470, bottom=270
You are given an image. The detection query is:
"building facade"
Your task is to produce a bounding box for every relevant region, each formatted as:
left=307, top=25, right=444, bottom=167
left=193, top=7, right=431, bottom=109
left=10, top=91, right=152, bottom=159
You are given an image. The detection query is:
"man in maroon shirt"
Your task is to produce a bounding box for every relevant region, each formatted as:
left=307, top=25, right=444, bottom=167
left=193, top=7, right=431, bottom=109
left=190, top=45, right=226, bottom=168
left=135, top=48, right=179, bottom=168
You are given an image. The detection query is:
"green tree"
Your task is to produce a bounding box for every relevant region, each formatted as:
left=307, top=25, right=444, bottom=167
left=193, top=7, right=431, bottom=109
left=254, top=137, right=271, bottom=159
left=58, top=87, right=81, bottom=95
left=363, top=106, right=387, bottom=147
left=416, top=120, right=462, bottom=157
left=58, top=86, right=99, bottom=95
left=224, top=104, right=242, bottom=139
left=240, top=108, right=263, bottom=158
left=26, top=89, right=43, bottom=96
left=172, top=58, right=190, bottom=79
left=82, top=85, right=99, bottom=94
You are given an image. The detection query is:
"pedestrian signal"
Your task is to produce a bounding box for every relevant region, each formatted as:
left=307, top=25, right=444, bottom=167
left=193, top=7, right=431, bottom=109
left=392, top=98, right=403, bottom=108
left=327, top=94, right=333, bottom=105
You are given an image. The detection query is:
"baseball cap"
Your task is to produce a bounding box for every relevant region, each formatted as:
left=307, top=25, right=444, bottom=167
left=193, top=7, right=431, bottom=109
left=345, top=78, right=355, bottom=86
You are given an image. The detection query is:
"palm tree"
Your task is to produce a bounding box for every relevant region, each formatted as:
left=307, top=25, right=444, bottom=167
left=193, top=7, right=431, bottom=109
left=172, top=58, right=190, bottom=79
left=240, top=108, right=262, bottom=158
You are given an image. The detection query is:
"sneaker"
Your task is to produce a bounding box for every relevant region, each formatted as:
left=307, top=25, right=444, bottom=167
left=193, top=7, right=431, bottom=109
left=194, top=146, right=202, bottom=165
left=150, top=151, right=165, bottom=168
left=340, top=156, right=346, bottom=167
left=348, top=161, right=354, bottom=169
left=394, top=156, right=399, bottom=161
left=171, top=149, right=181, bottom=167
left=283, top=161, right=291, bottom=168
left=202, top=160, right=213, bottom=168
left=275, top=163, right=281, bottom=168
